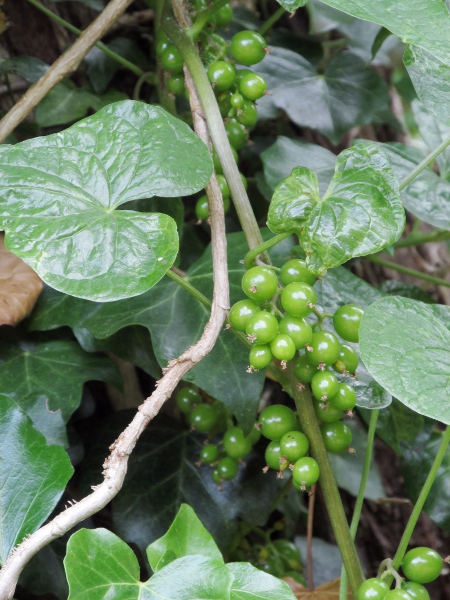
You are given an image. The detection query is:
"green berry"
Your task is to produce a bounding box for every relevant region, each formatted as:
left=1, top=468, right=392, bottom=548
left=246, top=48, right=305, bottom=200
left=238, top=71, right=267, bottom=101
left=269, top=334, right=296, bottom=362
left=292, top=456, right=320, bottom=489
left=331, top=383, right=357, bottom=411
left=217, top=455, right=239, bottom=480
left=242, top=266, right=278, bottom=303
left=200, top=444, right=219, bottom=464
left=308, top=330, right=341, bottom=367
left=356, top=578, right=390, bottom=600
left=333, top=344, right=359, bottom=374
left=161, top=45, right=184, bottom=73
left=208, top=60, right=236, bottom=91
left=176, top=385, right=200, bottom=413
left=320, top=421, right=352, bottom=453
left=215, top=2, right=233, bottom=27
left=167, top=74, right=185, bottom=95
left=195, top=196, right=210, bottom=221
left=294, top=354, right=317, bottom=383
left=225, top=118, right=248, bottom=149
left=223, top=426, right=252, bottom=459
left=265, top=440, right=285, bottom=470
left=278, top=315, right=312, bottom=350
left=236, top=99, right=258, bottom=127
left=229, top=299, right=260, bottom=331
left=280, top=282, right=317, bottom=317
left=258, top=404, right=298, bottom=441
left=212, top=467, right=222, bottom=484
left=401, top=582, right=430, bottom=600
left=401, top=547, right=443, bottom=584
left=280, top=431, right=309, bottom=462
left=311, top=371, right=339, bottom=401
left=314, top=400, right=344, bottom=423
left=189, top=403, right=218, bottom=432
left=249, top=345, right=273, bottom=370
left=231, top=30, right=267, bottom=66
left=280, top=259, right=317, bottom=287
left=246, top=311, right=279, bottom=344
left=333, top=304, right=364, bottom=343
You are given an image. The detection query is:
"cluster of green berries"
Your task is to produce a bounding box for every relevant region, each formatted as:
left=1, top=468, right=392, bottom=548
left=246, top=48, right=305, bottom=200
left=233, top=529, right=305, bottom=582
left=176, top=384, right=261, bottom=485
left=357, top=547, right=443, bottom=599
left=155, top=4, right=268, bottom=223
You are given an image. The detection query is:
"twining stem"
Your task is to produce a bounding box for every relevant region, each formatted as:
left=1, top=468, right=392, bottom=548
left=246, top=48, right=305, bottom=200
left=339, top=409, right=380, bottom=600
left=161, top=8, right=264, bottom=251
left=166, top=269, right=211, bottom=308
left=394, top=229, right=450, bottom=249
left=287, top=364, right=365, bottom=597
left=26, top=0, right=148, bottom=78
left=258, top=6, right=286, bottom=36
left=188, top=0, right=231, bottom=39
left=244, top=232, right=291, bottom=269
left=366, top=255, right=450, bottom=288
left=392, top=426, right=450, bottom=571
left=399, top=133, right=450, bottom=191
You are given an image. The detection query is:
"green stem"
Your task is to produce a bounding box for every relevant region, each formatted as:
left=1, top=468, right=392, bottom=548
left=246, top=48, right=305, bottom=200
left=394, top=229, right=450, bottom=249
left=26, top=0, right=146, bottom=77
left=339, top=409, right=379, bottom=600
left=392, top=426, right=450, bottom=571
left=188, top=0, right=231, bottom=39
left=243, top=232, right=291, bottom=269
left=366, top=255, right=450, bottom=288
left=161, top=7, right=264, bottom=251
left=399, top=133, right=450, bottom=191
left=258, top=6, right=286, bottom=36
left=166, top=269, right=212, bottom=308
left=287, top=365, right=365, bottom=597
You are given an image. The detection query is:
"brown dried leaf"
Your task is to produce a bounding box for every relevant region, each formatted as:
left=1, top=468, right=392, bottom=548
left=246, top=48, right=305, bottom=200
left=0, top=234, right=43, bottom=325
left=282, top=577, right=354, bottom=599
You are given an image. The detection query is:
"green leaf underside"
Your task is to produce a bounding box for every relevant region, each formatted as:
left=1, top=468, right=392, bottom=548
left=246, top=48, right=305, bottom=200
left=274, top=0, right=307, bottom=13
left=404, top=46, right=450, bottom=127
left=357, top=139, right=450, bottom=230
left=360, top=296, right=450, bottom=424
left=0, top=336, right=120, bottom=444
left=268, top=144, right=405, bottom=272
left=65, top=528, right=295, bottom=600
left=146, top=504, right=223, bottom=572
left=257, top=49, right=390, bottom=144
left=29, top=231, right=293, bottom=431
left=0, top=101, right=212, bottom=301
left=0, top=397, right=73, bottom=564
left=317, top=0, right=450, bottom=65
left=79, top=413, right=282, bottom=553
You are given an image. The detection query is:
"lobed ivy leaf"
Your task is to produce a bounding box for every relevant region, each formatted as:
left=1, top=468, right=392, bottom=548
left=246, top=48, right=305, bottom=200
left=257, top=48, right=390, bottom=144
left=360, top=296, right=450, bottom=424
left=146, top=504, right=223, bottom=572
left=404, top=45, right=450, bottom=127
left=317, top=0, right=450, bottom=65
left=228, top=562, right=296, bottom=599
left=79, top=413, right=282, bottom=553
left=0, top=100, right=212, bottom=301
left=261, top=137, right=335, bottom=197
left=0, top=397, right=73, bottom=565
left=0, top=331, right=121, bottom=444
left=268, top=144, right=405, bottom=273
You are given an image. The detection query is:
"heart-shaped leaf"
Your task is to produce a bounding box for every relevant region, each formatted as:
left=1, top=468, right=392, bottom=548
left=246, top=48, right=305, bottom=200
left=360, top=296, right=450, bottom=424
left=268, top=144, right=405, bottom=273
left=146, top=504, right=223, bottom=572
left=64, top=528, right=233, bottom=600
left=257, top=49, right=389, bottom=144
left=0, top=396, right=73, bottom=565
left=0, top=100, right=212, bottom=301
left=404, top=46, right=450, bottom=127
left=317, top=0, right=450, bottom=65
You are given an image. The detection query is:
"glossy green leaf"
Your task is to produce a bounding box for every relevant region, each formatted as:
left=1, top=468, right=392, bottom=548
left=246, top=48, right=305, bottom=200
left=404, top=45, right=450, bottom=126
left=261, top=137, right=335, bottom=197
left=359, top=398, right=429, bottom=456
left=85, top=38, right=149, bottom=94
left=146, top=504, right=223, bottom=572
left=328, top=420, right=384, bottom=500
left=401, top=429, right=450, bottom=531
left=317, top=0, right=450, bottom=64
left=20, top=540, right=68, bottom=600
left=228, top=562, right=296, bottom=599
left=79, top=413, right=282, bottom=553
left=412, top=101, right=450, bottom=179
left=274, top=0, right=308, bottom=13
left=0, top=332, right=121, bottom=444
left=0, top=56, right=48, bottom=83
left=0, top=397, right=73, bottom=565
left=65, top=528, right=233, bottom=599
left=268, top=144, right=405, bottom=273
left=360, top=296, right=450, bottom=424
left=359, top=141, right=450, bottom=229
left=0, top=101, right=212, bottom=301
left=378, top=280, right=435, bottom=304
left=257, top=48, right=390, bottom=143
left=35, top=80, right=128, bottom=127
left=28, top=231, right=294, bottom=431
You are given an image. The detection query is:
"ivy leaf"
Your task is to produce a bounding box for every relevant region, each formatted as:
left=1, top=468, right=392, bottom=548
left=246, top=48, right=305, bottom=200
left=261, top=137, right=335, bottom=197
left=0, top=397, right=73, bottom=565
left=146, top=504, right=223, bottom=572
left=401, top=429, right=450, bottom=531
left=0, top=56, right=49, bottom=83
left=268, top=144, right=405, bottom=273
left=404, top=46, right=450, bottom=127
left=0, top=100, right=212, bottom=301
left=35, top=80, right=128, bottom=127
left=360, top=296, right=450, bottom=424
left=64, top=529, right=233, bottom=600
left=257, top=49, right=390, bottom=144
left=0, top=332, right=121, bottom=444
left=79, top=413, right=282, bottom=553
left=317, top=0, right=450, bottom=64
left=228, top=562, right=296, bottom=599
